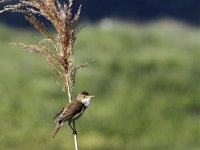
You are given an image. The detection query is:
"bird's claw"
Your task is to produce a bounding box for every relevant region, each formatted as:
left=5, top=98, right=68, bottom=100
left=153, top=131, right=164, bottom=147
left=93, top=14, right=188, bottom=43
left=72, top=130, right=77, bottom=135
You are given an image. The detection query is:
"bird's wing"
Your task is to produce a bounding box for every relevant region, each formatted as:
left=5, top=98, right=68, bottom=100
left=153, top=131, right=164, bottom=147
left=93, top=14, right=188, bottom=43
left=56, top=100, right=84, bottom=122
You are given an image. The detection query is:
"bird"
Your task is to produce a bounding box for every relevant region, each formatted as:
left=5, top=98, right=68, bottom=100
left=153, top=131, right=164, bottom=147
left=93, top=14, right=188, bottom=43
left=51, top=91, right=94, bottom=139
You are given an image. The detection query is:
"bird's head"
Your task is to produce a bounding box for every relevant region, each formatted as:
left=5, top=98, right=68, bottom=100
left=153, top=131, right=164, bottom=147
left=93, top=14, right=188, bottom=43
left=77, top=91, right=94, bottom=106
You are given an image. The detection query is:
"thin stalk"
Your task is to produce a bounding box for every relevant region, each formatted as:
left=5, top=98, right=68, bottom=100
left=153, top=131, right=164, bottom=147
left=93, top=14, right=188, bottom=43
left=66, top=74, right=78, bottom=150
left=66, top=75, right=72, bottom=103
left=73, top=121, right=78, bottom=150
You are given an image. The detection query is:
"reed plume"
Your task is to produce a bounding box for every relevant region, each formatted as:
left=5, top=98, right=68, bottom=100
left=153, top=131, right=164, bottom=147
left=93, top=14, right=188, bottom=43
left=0, top=0, right=94, bottom=149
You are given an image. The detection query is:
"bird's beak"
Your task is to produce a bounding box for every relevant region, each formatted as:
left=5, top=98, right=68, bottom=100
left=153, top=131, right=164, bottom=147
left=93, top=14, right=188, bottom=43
left=89, top=95, right=95, bottom=98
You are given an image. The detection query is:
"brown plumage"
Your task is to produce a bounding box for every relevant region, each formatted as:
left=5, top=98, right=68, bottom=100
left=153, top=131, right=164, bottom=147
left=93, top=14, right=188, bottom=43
left=51, top=91, right=94, bottom=139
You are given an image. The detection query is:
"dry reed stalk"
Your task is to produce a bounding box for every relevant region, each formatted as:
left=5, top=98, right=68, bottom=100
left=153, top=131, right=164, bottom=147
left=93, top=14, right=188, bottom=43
left=0, top=0, right=94, bottom=150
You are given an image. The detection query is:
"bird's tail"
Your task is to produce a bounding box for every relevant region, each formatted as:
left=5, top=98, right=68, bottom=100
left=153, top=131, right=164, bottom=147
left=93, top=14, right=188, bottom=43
left=51, top=122, right=63, bottom=139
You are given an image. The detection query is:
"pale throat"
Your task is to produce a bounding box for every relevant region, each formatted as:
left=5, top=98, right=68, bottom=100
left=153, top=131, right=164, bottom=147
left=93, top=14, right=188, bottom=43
left=83, top=97, right=91, bottom=107
left=84, top=100, right=90, bottom=107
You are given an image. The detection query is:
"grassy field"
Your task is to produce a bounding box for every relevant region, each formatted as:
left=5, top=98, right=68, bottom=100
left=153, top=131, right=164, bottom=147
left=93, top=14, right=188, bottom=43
left=0, top=20, right=200, bottom=150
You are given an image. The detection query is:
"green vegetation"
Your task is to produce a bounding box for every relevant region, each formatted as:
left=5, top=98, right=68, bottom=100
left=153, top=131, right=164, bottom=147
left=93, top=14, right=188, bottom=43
left=0, top=20, right=200, bottom=150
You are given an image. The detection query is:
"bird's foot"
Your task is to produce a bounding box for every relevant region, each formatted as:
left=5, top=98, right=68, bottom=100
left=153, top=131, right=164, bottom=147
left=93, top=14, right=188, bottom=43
left=72, top=130, right=77, bottom=135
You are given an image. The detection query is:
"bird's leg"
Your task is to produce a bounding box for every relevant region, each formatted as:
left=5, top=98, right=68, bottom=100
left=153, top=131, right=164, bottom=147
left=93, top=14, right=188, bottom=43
left=68, top=121, right=77, bottom=134
left=68, top=121, right=74, bottom=131
left=72, top=121, right=77, bottom=135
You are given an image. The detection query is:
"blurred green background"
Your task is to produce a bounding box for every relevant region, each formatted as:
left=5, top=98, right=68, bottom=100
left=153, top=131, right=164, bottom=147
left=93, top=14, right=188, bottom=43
left=0, top=20, right=200, bottom=150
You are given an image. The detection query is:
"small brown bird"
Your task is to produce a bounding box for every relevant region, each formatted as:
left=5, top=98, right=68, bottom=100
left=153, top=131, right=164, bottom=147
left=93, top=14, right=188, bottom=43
left=51, top=91, right=94, bottom=139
